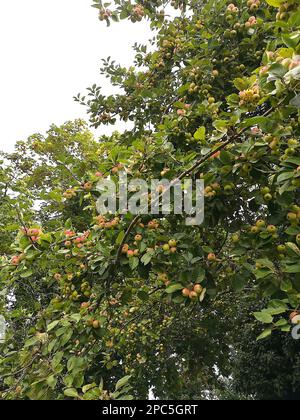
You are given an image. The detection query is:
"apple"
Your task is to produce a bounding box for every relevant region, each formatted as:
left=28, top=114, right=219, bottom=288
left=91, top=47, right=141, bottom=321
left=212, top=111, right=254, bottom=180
left=194, top=284, right=203, bottom=294
left=267, top=225, right=277, bottom=234
left=135, top=234, right=143, bottom=242
left=251, top=226, right=259, bottom=234
left=260, top=187, right=270, bottom=195
left=256, top=220, right=266, bottom=229
left=122, top=244, right=129, bottom=254
left=264, top=193, right=273, bottom=202
left=207, top=253, right=216, bottom=261
left=92, top=320, right=100, bottom=329
left=287, top=212, right=297, bottom=222
left=168, top=239, right=177, bottom=247
left=163, top=244, right=170, bottom=252
left=232, top=234, right=240, bottom=243
left=189, top=291, right=198, bottom=300
left=290, top=312, right=300, bottom=325
left=277, top=245, right=286, bottom=253
left=182, top=288, right=190, bottom=297
left=127, top=250, right=134, bottom=258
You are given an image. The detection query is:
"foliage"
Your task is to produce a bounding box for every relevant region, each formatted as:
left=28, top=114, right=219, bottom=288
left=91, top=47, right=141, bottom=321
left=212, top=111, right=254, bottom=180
left=1, top=0, right=300, bottom=400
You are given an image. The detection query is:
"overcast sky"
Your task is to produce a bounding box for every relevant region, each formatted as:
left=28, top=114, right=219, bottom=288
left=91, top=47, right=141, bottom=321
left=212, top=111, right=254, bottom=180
left=0, top=0, right=152, bottom=152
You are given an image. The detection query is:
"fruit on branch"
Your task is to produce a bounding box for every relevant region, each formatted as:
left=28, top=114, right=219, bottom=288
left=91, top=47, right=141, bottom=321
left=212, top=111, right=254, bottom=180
left=92, top=320, right=100, bottom=329
left=207, top=253, right=216, bottom=262
left=256, top=220, right=266, bottom=229
left=194, top=284, right=203, bottom=294
left=83, top=182, right=93, bottom=191
left=168, top=239, right=177, bottom=247
left=267, top=225, right=277, bottom=234
left=122, top=244, right=129, bottom=254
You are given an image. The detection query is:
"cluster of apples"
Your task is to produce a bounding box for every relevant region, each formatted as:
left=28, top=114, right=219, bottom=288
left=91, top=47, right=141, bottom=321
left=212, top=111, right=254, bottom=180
left=64, top=230, right=90, bottom=249
left=63, top=188, right=76, bottom=200
left=87, top=318, right=101, bottom=329
left=239, top=84, right=260, bottom=106
left=131, top=4, right=145, bottom=22
left=287, top=205, right=300, bottom=226
left=276, top=1, right=299, bottom=21
left=226, top=3, right=239, bottom=14
left=182, top=284, right=203, bottom=300
left=247, top=0, right=260, bottom=12
left=122, top=243, right=140, bottom=258
left=111, top=163, right=124, bottom=174
left=99, top=8, right=112, bottom=21
left=94, top=215, right=120, bottom=230
left=250, top=220, right=278, bottom=236
left=260, top=186, right=273, bottom=203
left=162, top=240, right=178, bottom=254
left=22, top=227, right=42, bottom=243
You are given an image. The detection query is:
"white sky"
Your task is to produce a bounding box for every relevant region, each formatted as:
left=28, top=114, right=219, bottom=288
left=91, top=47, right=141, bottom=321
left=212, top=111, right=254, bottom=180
left=0, top=0, right=152, bottom=152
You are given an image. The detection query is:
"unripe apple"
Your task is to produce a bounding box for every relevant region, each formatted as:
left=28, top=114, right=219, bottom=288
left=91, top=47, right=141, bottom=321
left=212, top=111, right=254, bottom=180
left=168, top=239, right=177, bottom=247
left=207, top=253, right=216, bottom=261
left=267, top=225, right=277, bottom=234
left=287, top=212, right=297, bottom=222
left=260, top=187, right=270, bottom=195
left=135, top=234, right=143, bottom=242
left=232, top=234, right=240, bottom=243
left=264, top=193, right=273, bottom=202
left=163, top=244, right=170, bottom=252
left=277, top=245, right=286, bottom=253
left=256, top=220, right=266, bottom=228
left=133, top=249, right=139, bottom=257
left=296, top=234, right=300, bottom=245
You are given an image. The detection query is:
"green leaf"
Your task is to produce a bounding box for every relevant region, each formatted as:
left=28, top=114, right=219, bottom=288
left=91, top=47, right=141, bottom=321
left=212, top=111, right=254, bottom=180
left=257, top=328, right=272, bottom=341
left=116, top=230, right=125, bottom=245
left=165, top=283, right=183, bottom=294
left=129, top=256, right=139, bottom=270
left=254, top=312, right=273, bottom=324
left=194, top=126, right=206, bottom=141
left=274, top=319, right=288, bottom=327
left=20, top=270, right=33, bottom=279
left=277, top=171, right=294, bottom=183
left=47, top=320, right=60, bottom=332
left=64, top=388, right=79, bottom=398
left=286, top=242, right=300, bottom=257
left=115, top=375, right=131, bottom=391
left=266, top=0, right=287, bottom=6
